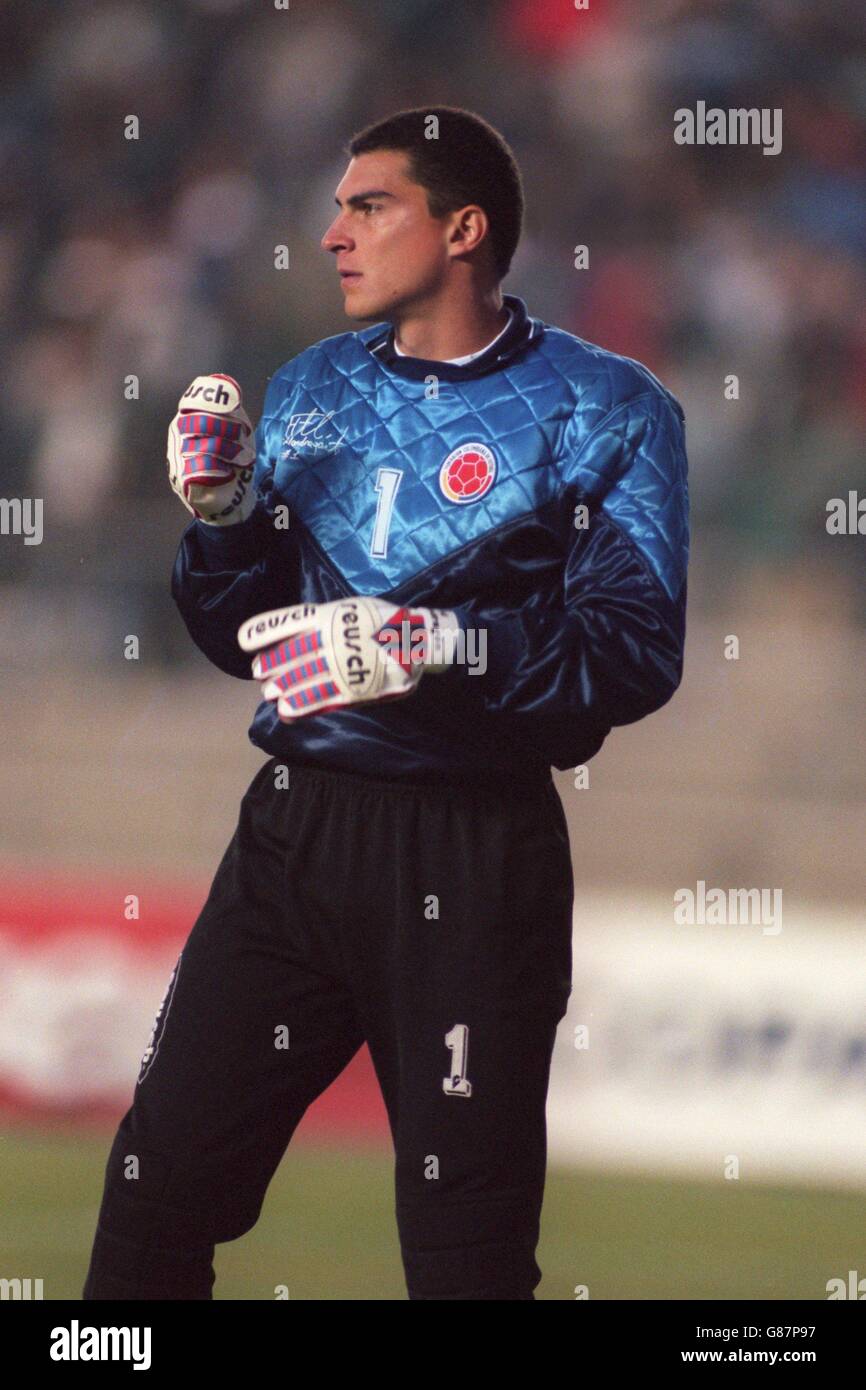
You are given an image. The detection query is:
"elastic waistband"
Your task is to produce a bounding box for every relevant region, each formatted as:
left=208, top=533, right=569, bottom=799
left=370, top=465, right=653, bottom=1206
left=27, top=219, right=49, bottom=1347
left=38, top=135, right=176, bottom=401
left=267, top=757, right=554, bottom=804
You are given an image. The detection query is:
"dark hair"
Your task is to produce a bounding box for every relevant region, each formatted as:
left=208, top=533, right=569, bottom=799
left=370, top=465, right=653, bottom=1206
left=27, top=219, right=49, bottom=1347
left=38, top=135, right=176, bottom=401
left=348, top=106, right=523, bottom=282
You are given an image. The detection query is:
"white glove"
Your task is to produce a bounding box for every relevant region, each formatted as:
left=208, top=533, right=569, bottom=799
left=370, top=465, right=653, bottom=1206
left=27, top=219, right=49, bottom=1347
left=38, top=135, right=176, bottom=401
left=167, top=373, right=256, bottom=525
left=238, top=598, right=461, bottom=720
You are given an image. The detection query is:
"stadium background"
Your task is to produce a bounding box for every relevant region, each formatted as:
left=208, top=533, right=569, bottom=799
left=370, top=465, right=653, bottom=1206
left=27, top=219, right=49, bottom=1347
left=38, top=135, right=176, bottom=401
left=2, top=0, right=865, bottom=1299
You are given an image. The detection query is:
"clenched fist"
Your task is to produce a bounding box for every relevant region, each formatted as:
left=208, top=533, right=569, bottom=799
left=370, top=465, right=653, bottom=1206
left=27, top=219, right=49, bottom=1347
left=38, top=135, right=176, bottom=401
left=167, top=373, right=257, bottom=525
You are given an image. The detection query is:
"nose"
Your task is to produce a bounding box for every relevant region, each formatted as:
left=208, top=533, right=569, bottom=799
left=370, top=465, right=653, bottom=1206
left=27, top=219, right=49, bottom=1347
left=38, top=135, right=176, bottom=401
left=321, top=213, right=353, bottom=255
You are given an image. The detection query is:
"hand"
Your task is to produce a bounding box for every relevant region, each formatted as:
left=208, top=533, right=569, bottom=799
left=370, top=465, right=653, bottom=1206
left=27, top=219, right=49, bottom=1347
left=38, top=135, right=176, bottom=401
left=238, top=598, right=461, bottom=720
left=167, top=373, right=256, bottom=525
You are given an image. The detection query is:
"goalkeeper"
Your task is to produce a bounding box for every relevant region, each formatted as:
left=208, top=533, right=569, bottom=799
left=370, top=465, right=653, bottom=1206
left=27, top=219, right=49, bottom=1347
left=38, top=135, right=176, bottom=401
left=83, top=106, right=689, bottom=1301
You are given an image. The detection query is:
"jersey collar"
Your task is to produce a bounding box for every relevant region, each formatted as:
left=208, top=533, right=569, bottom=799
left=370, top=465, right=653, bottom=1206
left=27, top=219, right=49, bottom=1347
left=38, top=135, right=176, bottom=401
left=361, top=293, right=543, bottom=381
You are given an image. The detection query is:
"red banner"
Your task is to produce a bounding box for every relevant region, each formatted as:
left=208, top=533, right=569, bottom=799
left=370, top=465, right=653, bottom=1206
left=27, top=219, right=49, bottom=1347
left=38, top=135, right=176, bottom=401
left=0, top=872, right=388, bottom=1141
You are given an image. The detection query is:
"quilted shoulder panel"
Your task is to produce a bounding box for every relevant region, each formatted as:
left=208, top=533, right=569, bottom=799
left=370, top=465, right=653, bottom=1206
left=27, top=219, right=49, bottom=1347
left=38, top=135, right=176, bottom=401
left=540, top=330, right=689, bottom=602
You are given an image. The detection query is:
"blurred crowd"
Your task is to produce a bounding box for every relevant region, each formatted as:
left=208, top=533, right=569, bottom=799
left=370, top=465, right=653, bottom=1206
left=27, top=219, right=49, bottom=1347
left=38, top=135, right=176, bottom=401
left=1, top=0, right=865, bottom=668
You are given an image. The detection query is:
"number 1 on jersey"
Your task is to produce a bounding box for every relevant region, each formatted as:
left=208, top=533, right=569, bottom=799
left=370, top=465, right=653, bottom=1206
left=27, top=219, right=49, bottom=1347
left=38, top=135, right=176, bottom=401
left=443, top=1023, right=472, bottom=1097
left=370, top=467, right=402, bottom=558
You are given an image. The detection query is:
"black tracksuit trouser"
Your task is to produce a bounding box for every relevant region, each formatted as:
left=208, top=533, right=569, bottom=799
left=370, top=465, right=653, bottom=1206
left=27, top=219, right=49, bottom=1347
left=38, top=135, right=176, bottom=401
left=82, top=757, right=574, bottom=1300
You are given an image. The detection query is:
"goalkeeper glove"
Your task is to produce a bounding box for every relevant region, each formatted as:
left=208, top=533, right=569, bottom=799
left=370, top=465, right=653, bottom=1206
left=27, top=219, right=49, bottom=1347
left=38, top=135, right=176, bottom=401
left=238, top=598, right=461, bottom=720
left=167, top=373, right=256, bottom=525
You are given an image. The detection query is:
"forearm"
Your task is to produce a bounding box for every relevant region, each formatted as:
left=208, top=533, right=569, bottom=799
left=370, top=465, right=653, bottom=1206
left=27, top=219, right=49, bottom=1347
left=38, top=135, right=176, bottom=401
left=171, top=505, right=288, bottom=678
left=448, top=547, right=686, bottom=771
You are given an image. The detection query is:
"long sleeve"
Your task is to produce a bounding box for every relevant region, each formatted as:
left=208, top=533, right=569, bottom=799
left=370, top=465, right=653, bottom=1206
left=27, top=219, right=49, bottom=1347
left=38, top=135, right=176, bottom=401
left=449, top=388, right=690, bottom=770
left=171, top=505, right=289, bottom=678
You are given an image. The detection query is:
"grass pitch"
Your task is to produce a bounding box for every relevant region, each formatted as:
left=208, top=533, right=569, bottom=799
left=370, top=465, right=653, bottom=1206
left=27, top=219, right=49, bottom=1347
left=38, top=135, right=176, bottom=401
left=1, top=1130, right=860, bottom=1300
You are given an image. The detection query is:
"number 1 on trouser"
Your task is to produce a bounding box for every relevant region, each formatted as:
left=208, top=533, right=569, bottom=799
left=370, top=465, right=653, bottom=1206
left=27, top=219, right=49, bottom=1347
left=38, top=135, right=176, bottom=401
left=443, top=1022, right=472, bottom=1097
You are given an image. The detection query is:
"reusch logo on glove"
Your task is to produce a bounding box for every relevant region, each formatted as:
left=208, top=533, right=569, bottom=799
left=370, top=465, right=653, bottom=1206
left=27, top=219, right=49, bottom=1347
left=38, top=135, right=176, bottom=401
left=204, top=464, right=254, bottom=521
left=241, top=604, right=319, bottom=649
left=180, top=373, right=240, bottom=413
left=439, top=443, right=496, bottom=504
left=331, top=600, right=381, bottom=698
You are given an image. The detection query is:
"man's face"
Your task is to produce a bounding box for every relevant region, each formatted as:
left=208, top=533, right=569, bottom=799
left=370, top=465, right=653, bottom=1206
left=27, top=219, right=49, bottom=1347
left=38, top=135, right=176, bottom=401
left=321, top=150, right=454, bottom=321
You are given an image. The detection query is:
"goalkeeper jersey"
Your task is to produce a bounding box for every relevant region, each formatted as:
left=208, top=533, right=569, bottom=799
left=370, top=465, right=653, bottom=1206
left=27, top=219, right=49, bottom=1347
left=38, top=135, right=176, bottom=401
left=172, top=293, right=689, bottom=789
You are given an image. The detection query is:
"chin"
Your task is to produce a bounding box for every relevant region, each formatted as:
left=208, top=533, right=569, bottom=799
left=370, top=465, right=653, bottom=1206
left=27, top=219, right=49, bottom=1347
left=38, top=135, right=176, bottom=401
left=341, top=293, right=388, bottom=323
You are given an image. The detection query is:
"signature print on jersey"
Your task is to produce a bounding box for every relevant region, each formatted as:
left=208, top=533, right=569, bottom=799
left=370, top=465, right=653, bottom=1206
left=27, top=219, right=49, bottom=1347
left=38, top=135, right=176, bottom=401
left=281, top=411, right=348, bottom=460
left=439, top=443, right=496, bottom=504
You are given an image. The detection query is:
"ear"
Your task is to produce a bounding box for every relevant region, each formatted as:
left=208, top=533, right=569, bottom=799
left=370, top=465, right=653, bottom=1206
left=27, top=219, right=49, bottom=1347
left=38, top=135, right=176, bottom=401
left=446, top=204, right=490, bottom=261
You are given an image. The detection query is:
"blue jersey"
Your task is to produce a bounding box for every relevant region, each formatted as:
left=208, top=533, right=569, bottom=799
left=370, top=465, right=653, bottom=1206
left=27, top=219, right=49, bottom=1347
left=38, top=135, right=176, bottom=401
left=172, top=293, right=689, bottom=789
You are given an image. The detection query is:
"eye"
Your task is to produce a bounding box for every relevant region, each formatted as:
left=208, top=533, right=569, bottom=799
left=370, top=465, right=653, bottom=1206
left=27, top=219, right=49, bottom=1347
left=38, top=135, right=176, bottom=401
left=360, top=202, right=382, bottom=215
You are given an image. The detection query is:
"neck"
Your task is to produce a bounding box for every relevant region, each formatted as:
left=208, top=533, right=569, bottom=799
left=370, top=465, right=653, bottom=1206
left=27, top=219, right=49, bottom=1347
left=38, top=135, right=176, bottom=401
left=392, top=281, right=507, bottom=361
